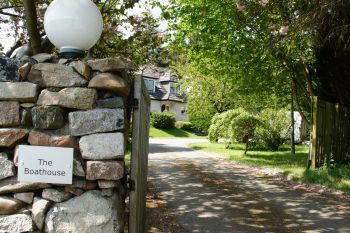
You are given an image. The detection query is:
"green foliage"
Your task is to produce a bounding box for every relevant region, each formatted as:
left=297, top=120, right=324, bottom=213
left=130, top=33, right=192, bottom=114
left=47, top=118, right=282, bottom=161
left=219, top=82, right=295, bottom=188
left=175, top=121, right=193, bottom=131
left=187, top=100, right=216, bottom=134
left=150, top=112, right=176, bottom=129
left=208, top=108, right=244, bottom=142
left=163, top=0, right=315, bottom=124
left=230, top=112, right=260, bottom=143
left=149, top=126, right=204, bottom=138
left=255, top=108, right=291, bottom=151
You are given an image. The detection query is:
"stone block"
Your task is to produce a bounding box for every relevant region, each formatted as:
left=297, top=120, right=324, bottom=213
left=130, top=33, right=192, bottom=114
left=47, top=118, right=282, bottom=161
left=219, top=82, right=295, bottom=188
left=73, top=159, right=85, bottom=177
left=31, top=106, right=65, bottom=130
left=0, top=82, right=38, bottom=102
left=0, top=101, right=20, bottom=127
left=0, top=153, right=15, bottom=180
left=101, top=188, right=114, bottom=197
left=69, top=109, right=124, bottom=136
left=87, top=57, right=135, bottom=72
left=0, top=196, right=26, bottom=214
left=32, top=53, right=54, bottom=63
left=21, top=108, right=32, bottom=126
left=0, top=57, right=19, bottom=82
left=98, top=180, right=121, bottom=189
left=0, top=214, right=33, bottom=232
left=20, top=103, right=35, bottom=108
left=45, top=190, right=123, bottom=233
left=14, top=192, right=34, bottom=204
left=97, top=97, right=124, bottom=109
left=0, top=128, right=28, bottom=148
left=28, top=63, right=87, bottom=87
left=37, top=88, right=97, bottom=110
left=32, top=197, right=51, bottom=230
left=89, top=73, right=130, bottom=96
left=0, top=176, right=51, bottom=195
left=86, top=161, right=124, bottom=181
left=69, top=60, right=91, bottom=80
left=79, top=133, right=124, bottom=160
left=42, top=188, right=72, bottom=203
left=64, top=186, right=84, bottom=196
left=18, top=62, right=32, bottom=80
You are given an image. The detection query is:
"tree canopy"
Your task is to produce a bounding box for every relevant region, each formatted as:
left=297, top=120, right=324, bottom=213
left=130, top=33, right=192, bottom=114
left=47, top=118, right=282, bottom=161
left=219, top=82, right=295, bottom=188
left=158, top=0, right=350, bottom=130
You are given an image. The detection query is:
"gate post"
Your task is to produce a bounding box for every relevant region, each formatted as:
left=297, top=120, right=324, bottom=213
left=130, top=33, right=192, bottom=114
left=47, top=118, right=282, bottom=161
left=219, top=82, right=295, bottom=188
left=129, top=75, right=150, bottom=233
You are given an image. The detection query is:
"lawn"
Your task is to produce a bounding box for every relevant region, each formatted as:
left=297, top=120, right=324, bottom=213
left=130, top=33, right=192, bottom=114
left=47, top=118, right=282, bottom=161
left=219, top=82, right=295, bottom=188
left=189, top=142, right=350, bottom=195
left=149, top=126, right=204, bottom=138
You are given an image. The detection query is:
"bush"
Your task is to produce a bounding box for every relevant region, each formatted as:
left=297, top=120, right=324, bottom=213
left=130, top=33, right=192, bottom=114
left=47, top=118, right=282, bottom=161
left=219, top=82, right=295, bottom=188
left=151, top=112, right=176, bottom=129
left=255, top=108, right=291, bottom=151
left=230, top=112, right=260, bottom=153
left=208, top=108, right=245, bottom=142
left=175, top=121, right=193, bottom=131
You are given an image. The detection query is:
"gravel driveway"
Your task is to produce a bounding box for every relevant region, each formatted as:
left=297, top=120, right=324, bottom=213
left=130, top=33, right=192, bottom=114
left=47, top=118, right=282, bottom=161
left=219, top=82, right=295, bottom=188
left=148, top=138, right=350, bottom=233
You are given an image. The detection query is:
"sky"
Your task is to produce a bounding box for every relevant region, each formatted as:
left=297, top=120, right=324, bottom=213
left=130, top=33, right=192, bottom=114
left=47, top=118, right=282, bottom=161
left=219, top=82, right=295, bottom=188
left=0, top=24, right=16, bottom=52
left=0, top=0, right=167, bottom=54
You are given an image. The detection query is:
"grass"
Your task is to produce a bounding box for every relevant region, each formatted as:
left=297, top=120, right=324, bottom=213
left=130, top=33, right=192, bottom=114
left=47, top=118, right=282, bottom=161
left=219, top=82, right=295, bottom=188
left=149, top=126, right=205, bottom=138
left=189, top=142, right=350, bottom=195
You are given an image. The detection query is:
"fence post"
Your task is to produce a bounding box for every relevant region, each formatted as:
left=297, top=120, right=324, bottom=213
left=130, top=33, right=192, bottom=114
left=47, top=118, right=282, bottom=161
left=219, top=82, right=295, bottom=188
left=311, top=96, right=318, bottom=168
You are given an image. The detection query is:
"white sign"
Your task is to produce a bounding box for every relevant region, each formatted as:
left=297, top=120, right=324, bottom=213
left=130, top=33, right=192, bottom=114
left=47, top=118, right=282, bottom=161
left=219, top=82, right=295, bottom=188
left=18, top=145, right=73, bottom=184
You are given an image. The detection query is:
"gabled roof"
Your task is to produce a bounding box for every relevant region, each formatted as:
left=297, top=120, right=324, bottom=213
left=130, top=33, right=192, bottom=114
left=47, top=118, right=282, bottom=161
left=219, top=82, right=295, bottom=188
left=142, top=65, right=179, bottom=82
left=142, top=64, right=186, bottom=103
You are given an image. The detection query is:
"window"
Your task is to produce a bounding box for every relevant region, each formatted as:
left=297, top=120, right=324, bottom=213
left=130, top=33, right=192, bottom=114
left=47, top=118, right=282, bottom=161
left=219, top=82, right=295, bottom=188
left=170, top=83, right=181, bottom=94
left=143, top=78, right=155, bottom=92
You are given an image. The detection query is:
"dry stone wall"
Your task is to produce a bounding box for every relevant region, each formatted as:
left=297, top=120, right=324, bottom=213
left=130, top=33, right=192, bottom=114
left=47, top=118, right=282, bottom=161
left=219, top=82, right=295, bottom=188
left=0, top=55, right=133, bottom=233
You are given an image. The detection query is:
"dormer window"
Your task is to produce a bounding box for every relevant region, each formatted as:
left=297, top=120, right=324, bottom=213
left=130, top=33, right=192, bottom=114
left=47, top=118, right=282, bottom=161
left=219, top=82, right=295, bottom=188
left=170, top=83, right=181, bottom=94
left=144, top=78, right=155, bottom=92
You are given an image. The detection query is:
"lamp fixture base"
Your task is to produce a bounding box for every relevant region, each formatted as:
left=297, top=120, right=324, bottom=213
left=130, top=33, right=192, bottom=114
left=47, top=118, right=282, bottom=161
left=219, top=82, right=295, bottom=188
left=59, top=48, right=84, bottom=59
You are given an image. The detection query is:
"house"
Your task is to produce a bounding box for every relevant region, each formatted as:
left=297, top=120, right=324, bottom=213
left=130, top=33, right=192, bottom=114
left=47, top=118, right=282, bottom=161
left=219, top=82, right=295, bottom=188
left=293, top=111, right=309, bottom=143
left=142, top=65, right=188, bottom=121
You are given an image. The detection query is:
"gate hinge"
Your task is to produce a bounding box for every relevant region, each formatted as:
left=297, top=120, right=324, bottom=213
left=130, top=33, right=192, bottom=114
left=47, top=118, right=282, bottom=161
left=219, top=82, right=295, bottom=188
left=133, top=98, right=139, bottom=109
left=127, top=176, right=135, bottom=191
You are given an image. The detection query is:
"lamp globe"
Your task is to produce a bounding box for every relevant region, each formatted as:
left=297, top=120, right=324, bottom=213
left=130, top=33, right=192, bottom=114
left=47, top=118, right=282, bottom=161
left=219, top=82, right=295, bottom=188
left=44, top=0, right=103, bottom=58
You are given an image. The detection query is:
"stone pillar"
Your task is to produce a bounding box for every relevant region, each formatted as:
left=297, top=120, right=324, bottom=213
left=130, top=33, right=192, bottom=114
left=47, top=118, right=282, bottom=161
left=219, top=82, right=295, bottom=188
left=0, top=55, right=134, bottom=233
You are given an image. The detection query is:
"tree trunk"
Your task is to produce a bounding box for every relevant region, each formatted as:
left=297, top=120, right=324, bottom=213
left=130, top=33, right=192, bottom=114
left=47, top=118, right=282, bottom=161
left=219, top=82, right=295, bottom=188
left=291, top=82, right=296, bottom=155
left=23, top=0, right=42, bottom=55
left=244, top=138, right=248, bottom=155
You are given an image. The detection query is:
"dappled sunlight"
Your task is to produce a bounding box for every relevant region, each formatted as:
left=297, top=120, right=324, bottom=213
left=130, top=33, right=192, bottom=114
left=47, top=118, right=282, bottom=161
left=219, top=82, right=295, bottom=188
left=190, top=141, right=350, bottom=195
left=148, top=139, right=350, bottom=232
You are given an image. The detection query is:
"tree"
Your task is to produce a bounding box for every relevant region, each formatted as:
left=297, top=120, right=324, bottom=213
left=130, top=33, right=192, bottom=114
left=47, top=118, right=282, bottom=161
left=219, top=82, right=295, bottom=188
left=255, top=108, right=291, bottom=151
left=163, top=0, right=315, bottom=125
left=174, top=59, right=237, bottom=133
left=230, top=112, right=260, bottom=154
left=23, top=0, right=42, bottom=54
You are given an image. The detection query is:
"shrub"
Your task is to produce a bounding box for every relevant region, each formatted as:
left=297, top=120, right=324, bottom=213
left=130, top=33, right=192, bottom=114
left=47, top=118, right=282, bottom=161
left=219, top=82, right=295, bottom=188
left=175, top=121, right=193, bottom=131
left=208, top=108, right=245, bottom=142
left=151, top=112, right=176, bottom=129
left=230, top=112, right=260, bottom=154
left=255, top=108, right=291, bottom=151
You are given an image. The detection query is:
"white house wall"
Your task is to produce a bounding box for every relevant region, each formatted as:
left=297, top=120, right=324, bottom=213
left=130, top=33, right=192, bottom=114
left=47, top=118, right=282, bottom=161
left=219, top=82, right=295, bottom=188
left=150, top=100, right=188, bottom=121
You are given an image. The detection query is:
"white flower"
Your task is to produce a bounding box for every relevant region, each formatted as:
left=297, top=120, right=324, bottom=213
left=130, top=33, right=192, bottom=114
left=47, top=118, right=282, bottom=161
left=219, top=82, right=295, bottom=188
left=279, top=26, right=289, bottom=36
left=259, top=0, right=269, bottom=7
left=271, top=30, right=278, bottom=36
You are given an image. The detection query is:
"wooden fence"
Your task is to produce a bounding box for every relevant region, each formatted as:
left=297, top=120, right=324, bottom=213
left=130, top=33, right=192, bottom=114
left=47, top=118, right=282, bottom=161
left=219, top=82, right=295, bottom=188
left=311, top=97, right=350, bottom=168
left=129, top=75, right=150, bottom=233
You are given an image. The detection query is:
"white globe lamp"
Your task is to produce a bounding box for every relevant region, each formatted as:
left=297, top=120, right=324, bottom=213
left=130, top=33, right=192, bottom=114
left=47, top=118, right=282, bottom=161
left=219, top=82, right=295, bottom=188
left=44, top=0, right=103, bottom=58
